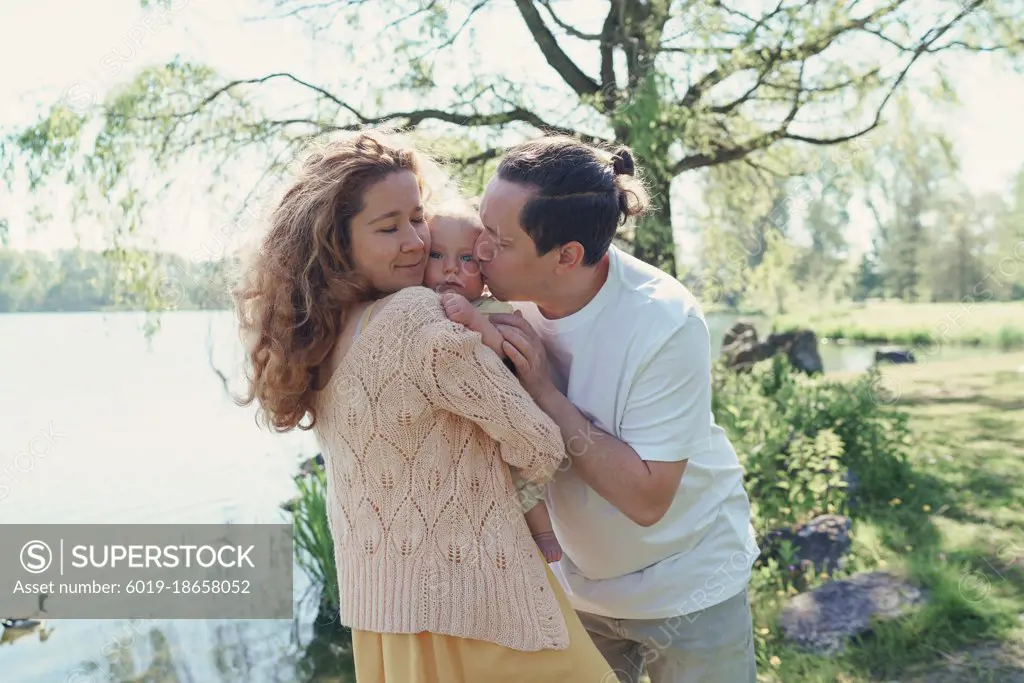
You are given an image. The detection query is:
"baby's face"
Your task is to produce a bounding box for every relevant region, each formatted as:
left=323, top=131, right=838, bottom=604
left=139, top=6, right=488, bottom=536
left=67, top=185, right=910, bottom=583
left=423, top=216, right=485, bottom=300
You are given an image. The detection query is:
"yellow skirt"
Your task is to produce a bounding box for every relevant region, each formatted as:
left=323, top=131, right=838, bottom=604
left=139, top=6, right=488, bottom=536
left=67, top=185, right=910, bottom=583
left=352, top=562, right=615, bottom=683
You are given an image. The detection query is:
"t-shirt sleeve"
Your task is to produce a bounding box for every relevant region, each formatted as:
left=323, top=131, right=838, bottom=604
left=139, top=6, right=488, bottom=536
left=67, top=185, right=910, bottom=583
left=472, top=297, right=515, bottom=315
left=618, top=315, right=714, bottom=463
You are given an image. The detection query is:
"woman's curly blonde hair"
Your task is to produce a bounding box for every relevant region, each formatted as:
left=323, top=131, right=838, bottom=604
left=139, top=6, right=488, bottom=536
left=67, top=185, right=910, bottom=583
left=233, top=129, right=447, bottom=432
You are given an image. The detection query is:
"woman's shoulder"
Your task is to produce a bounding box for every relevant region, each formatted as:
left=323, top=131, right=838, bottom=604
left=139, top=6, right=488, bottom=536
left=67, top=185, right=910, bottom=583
left=391, top=285, right=441, bottom=305
left=382, top=286, right=443, bottom=317
left=372, top=287, right=446, bottom=335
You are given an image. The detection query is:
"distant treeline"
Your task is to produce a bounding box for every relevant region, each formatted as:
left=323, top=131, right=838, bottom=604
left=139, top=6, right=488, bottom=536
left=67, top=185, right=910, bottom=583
left=0, top=247, right=233, bottom=312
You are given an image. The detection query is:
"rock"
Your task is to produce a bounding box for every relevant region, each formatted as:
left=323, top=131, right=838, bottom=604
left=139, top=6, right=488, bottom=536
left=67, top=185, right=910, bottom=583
left=761, top=515, right=852, bottom=583
left=769, top=330, right=824, bottom=375
left=721, top=322, right=823, bottom=375
left=721, top=321, right=773, bottom=371
left=722, top=321, right=759, bottom=350
left=779, top=571, right=927, bottom=654
left=298, top=453, right=325, bottom=476
left=875, top=349, right=916, bottom=364
left=1, top=618, right=41, bottom=630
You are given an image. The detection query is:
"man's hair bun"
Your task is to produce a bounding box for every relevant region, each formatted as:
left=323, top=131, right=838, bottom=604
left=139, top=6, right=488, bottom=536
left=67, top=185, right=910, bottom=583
left=611, top=147, right=635, bottom=177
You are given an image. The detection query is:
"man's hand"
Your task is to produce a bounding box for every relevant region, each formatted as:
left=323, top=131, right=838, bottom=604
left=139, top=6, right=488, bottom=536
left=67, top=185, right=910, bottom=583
left=491, top=312, right=556, bottom=400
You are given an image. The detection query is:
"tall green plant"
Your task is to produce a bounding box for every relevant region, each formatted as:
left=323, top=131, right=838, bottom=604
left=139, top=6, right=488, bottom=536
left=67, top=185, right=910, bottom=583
left=291, top=468, right=339, bottom=611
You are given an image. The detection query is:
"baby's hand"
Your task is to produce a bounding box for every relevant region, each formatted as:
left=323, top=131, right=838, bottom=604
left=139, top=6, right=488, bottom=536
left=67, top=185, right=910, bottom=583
left=440, top=292, right=480, bottom=329
left=440, top=291, right=507, bottom=360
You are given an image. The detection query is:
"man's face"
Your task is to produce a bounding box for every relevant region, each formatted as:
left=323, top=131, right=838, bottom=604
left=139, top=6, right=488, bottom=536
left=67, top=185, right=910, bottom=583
left=476, top=178, right=552, bottom=302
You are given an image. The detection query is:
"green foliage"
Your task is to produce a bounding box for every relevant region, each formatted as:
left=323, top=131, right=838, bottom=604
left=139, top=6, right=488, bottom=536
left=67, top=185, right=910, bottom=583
left=290, top=467, right=340, bottom=612
left=0, top=247, right=232, bottom=312
left=776, top=301, right=1024, bottom=349
left=6, top=1, right=1021, bottom=292
left=713, top=356, right=915, bottom=532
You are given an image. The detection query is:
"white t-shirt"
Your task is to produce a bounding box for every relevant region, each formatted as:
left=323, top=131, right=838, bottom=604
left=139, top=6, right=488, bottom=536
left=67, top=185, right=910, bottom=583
left=514, top=246, right=759, bottom=619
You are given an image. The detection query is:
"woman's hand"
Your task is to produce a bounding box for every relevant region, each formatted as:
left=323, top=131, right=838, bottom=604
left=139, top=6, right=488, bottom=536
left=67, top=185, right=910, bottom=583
left=490, top=312, right=557, bottom=401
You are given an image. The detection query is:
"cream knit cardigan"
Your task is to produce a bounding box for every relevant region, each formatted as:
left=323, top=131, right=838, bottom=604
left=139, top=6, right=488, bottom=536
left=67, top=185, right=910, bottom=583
left=314, top=286, right=569, bottom=652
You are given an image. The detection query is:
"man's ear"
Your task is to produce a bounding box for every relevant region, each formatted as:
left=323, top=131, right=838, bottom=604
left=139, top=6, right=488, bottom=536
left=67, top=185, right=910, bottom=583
left=554, top=242, right=586, bottom=272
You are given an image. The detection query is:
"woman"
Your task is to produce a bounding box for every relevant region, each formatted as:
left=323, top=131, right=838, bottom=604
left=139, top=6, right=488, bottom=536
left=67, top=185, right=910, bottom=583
left=234, top=130, right=613, bottom=683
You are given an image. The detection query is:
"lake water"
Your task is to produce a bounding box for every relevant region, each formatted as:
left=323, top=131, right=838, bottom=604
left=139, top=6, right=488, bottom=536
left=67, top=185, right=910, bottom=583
left=0, top=310, right=986, bottom=682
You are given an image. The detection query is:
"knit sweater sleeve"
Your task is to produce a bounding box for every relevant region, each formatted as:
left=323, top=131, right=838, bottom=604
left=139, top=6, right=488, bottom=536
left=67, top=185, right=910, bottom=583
left=399, top=288, right=565, bottom=486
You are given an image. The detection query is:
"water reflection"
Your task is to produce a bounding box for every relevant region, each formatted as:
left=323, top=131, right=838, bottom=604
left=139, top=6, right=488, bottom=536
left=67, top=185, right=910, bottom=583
left=43, top=611, right=356, bottom=683
left=0, top=620, right=55, bottom=647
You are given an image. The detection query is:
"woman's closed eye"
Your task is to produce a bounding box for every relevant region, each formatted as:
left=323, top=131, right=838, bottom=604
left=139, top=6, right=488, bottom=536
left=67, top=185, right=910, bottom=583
left=380, top=215, right=425, bottom=232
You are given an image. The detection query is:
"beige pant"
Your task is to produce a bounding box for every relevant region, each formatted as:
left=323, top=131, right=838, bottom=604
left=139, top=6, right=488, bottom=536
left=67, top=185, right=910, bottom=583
left=577, top=589, right=757, bottom=683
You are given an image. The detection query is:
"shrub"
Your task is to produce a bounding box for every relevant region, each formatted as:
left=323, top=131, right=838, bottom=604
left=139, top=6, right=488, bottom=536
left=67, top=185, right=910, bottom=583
left=713, top=355, right=915, bottom=533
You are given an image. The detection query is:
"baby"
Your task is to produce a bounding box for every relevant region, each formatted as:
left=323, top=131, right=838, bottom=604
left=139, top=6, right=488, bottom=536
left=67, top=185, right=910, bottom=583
left=424, top=199, right=564, bottom=564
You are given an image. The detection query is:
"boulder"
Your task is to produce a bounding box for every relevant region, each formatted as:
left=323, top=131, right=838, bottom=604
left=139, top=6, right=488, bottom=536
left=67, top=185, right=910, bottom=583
left=875, top=349, right=916, bottom=364
left=722, top=321, right=759, bottom=350
left=721, top=322, right=823, bottom=375
left=779, top=571, right=927, bottom=654
left=298, top=453, right=325, bottom=476
left=769, top=330, right=824, bottom=375
left=761, top=515, right=852, bottom=585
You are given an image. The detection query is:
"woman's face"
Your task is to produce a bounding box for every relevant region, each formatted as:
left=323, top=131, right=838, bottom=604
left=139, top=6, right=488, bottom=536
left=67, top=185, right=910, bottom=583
left=348, top=171, right=430, bottom=294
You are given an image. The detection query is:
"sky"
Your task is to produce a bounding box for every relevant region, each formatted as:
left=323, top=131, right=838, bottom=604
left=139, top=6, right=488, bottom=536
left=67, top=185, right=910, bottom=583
left=1, top=0, right=1022, bottom=263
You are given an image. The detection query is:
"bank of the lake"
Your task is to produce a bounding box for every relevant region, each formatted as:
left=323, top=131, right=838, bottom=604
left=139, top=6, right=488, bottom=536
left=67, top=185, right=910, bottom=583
left=772, top=301, right=1024, bottom=350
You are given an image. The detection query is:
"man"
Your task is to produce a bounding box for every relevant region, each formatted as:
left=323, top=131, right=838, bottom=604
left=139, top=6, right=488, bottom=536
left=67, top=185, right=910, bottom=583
left=474, top=136, right=759, bottom=683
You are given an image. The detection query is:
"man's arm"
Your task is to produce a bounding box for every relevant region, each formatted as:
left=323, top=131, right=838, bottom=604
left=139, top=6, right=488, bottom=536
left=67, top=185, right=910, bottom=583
left=494, top=312, right=712, bottom=528
left=531, top=388, right=686, bottom=527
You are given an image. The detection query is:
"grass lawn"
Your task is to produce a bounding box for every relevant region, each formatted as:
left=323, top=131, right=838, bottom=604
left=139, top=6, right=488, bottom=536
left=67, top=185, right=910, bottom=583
left=744, top=351, right=1024, bottom=682
left=774, top=301, right=1024, bottom=350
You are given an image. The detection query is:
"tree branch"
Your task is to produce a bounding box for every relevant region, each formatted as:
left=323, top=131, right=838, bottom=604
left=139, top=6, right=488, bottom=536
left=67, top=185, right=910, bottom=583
left=599, top=2, right=619, bottom=114
left=440, top=147, right=502, bottom=166
left=539, top=0, right=603, bottom=40
left=675, top=0, right=981, bottom=175
left=512, top=0, right=600, bottom=97
left=678, top=0, right=911, bottom=111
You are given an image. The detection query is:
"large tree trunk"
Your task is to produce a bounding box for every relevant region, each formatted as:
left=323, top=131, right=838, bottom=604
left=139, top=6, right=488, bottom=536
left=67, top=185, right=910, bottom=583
left=631, top=176, right=677, bottom=276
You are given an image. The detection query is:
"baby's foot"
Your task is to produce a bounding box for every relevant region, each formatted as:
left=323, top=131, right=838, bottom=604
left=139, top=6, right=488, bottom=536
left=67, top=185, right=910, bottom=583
left=532, top=531, right=563, bottom=563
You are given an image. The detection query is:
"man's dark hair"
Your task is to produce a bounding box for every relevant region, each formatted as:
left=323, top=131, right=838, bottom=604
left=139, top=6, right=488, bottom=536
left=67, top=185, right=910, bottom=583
left=496, top=136, right=651, bottom=265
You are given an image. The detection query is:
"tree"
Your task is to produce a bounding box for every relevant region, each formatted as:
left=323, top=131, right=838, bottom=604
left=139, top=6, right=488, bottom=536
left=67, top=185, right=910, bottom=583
left=922, top=187, right=991, bottom=301
left=743, top=228, right=799, bottom=315
left=994, top=164, right=1024, bottom=299
left=785, top=161, right=855, bottom=304
left=859, top=95, right=960, bottom=301
left=852, top=249, right=884, bottom=301
left=4, top=0, right=1022, bottom=279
